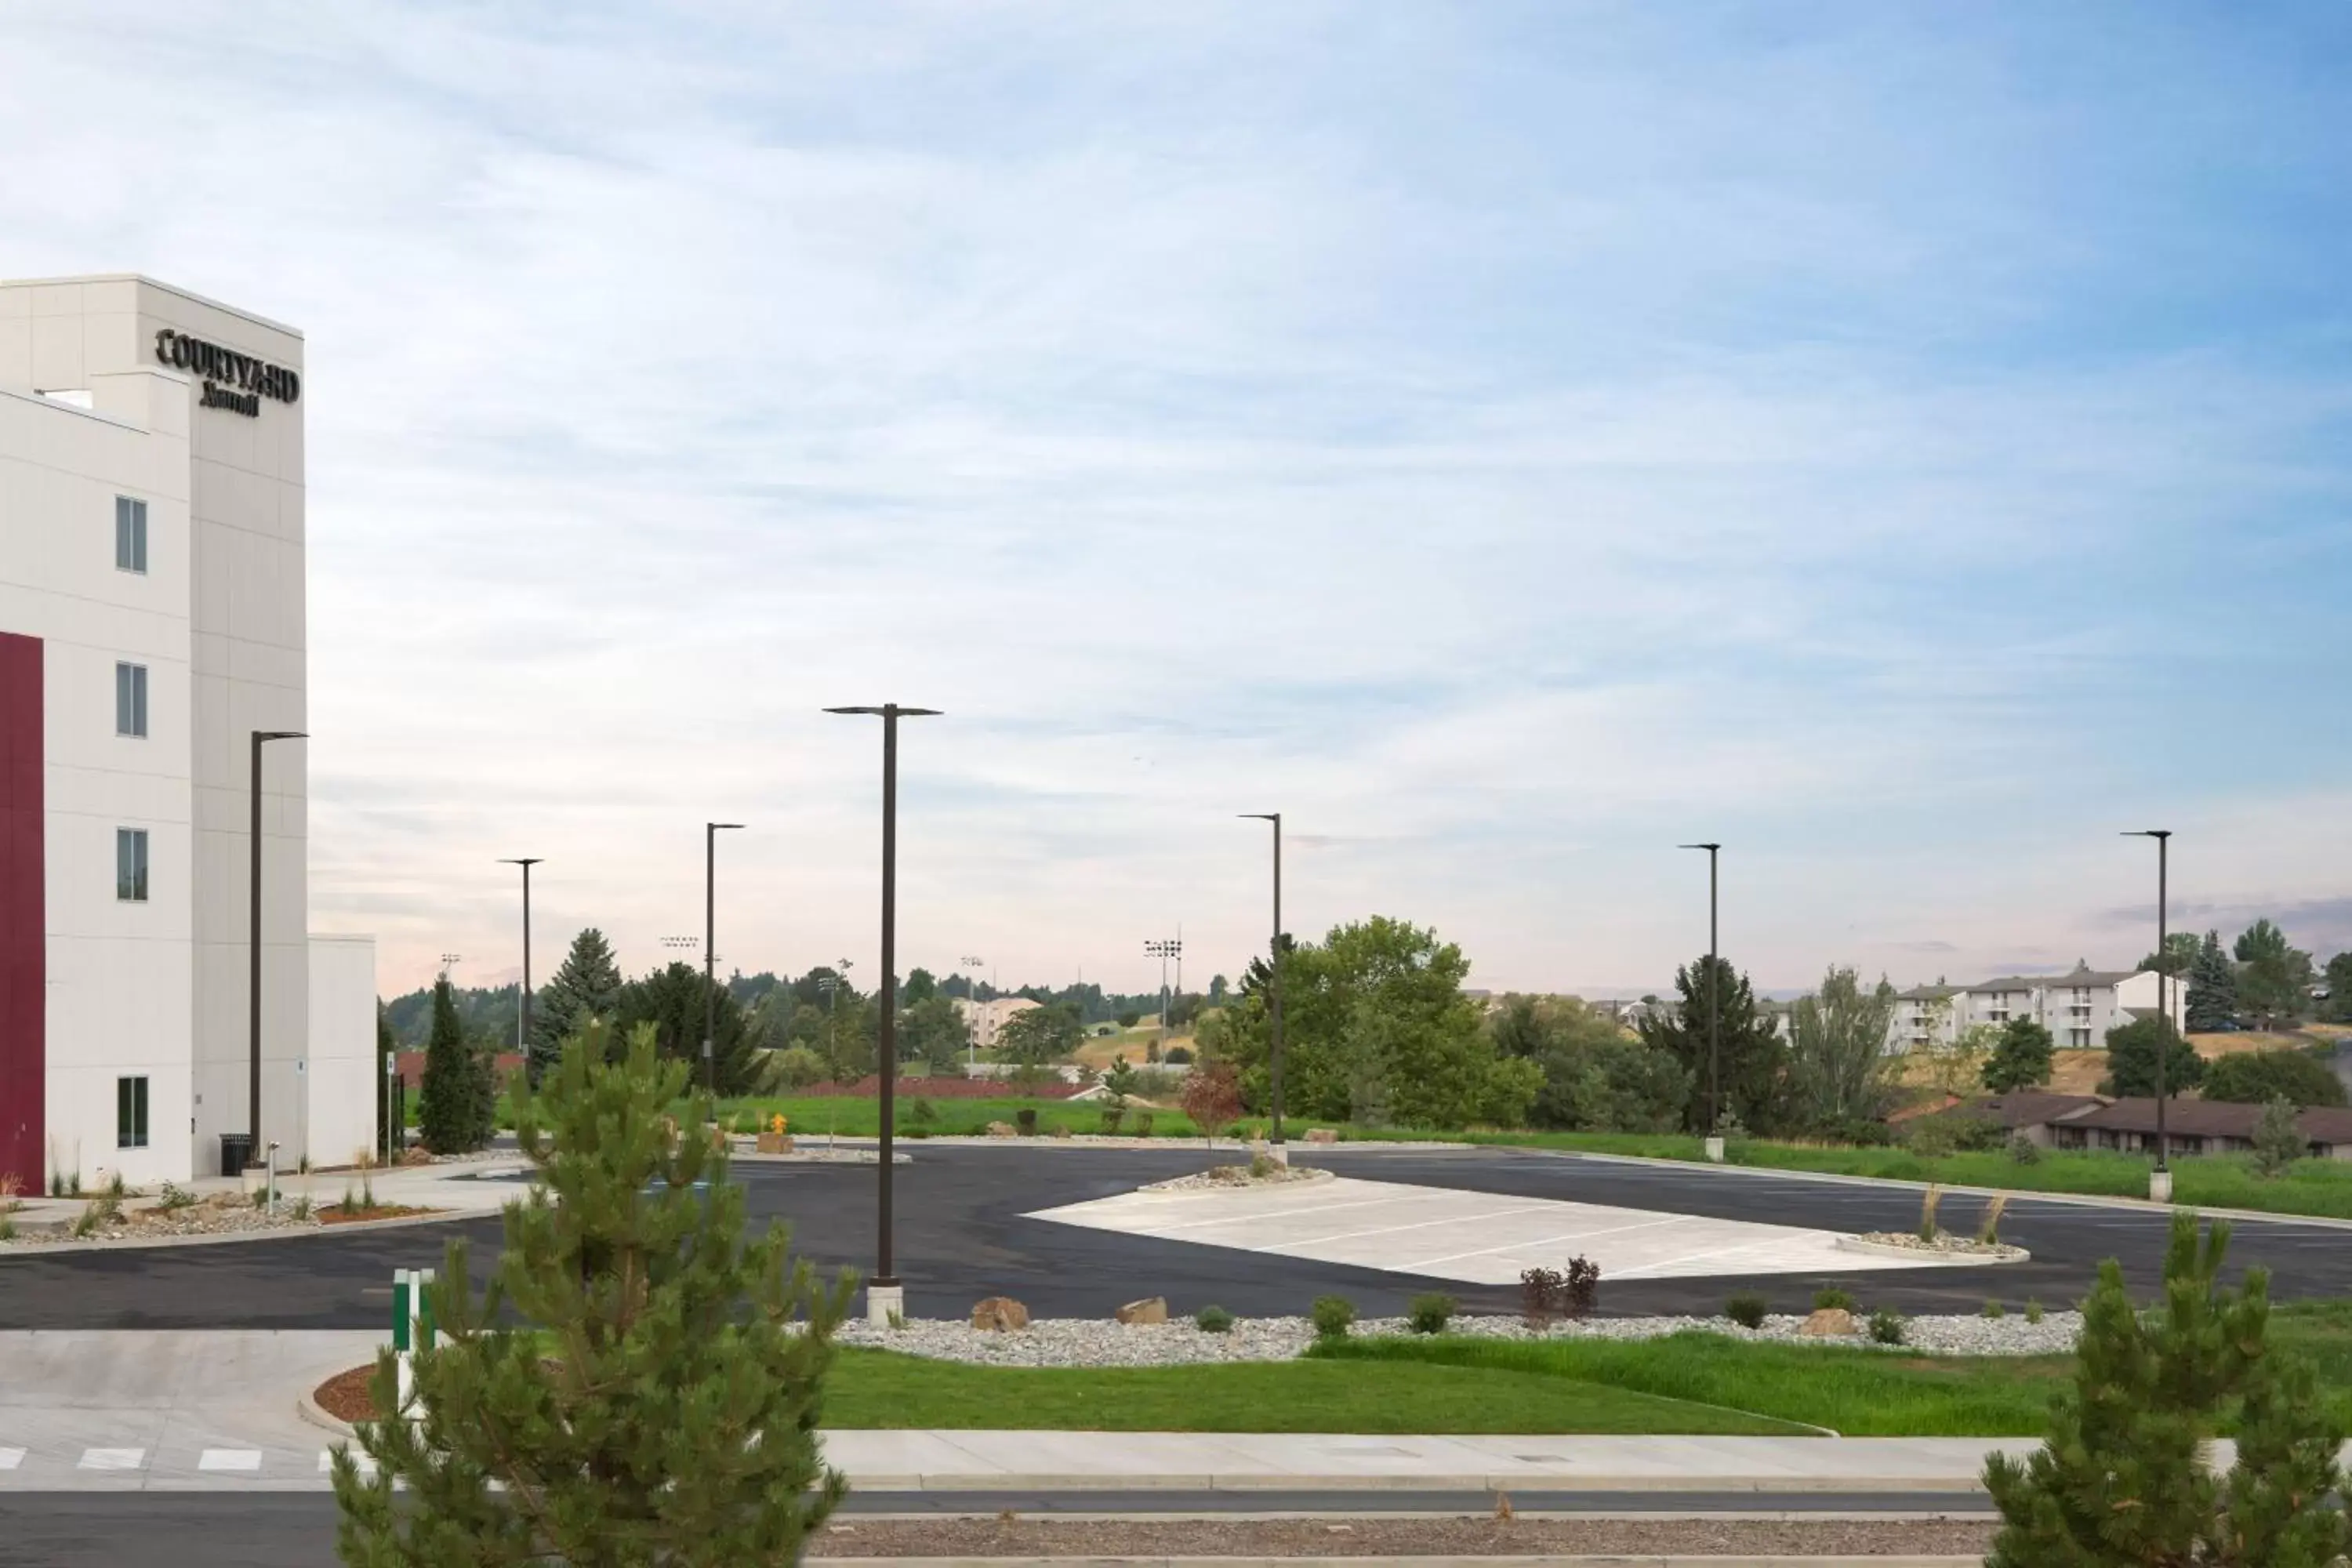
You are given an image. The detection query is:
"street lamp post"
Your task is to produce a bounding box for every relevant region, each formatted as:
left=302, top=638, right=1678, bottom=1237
left=2124, top=829, right=2175, bottom=1200
left=960, top=955, right=985, bottom=1065
left=704, top=822, right=745, bottom=1100
left=1240, top=814, right=1284, bottom=1153
left=498, top=858, right=542, bottom=1080
left=248, top=729, right=306, bottom=1162
left=827, top=702, right=940, bottom=1325
left=1679, top=843, right=1722, bottom=1160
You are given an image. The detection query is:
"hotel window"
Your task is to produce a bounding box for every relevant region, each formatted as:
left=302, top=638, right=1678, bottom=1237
left=115, top=828, right=149, bottom=902
left=116, top=1076, right=149, bottom=1149
left=114, top=497, right=148, bottom=573
left=114, top=662, right=148, bottom=738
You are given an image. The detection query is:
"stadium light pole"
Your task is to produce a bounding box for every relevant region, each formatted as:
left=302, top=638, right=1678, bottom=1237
left=1240, top=814, right=1284, bottom=1150
left=960, top=954, right=985, bottom=1065
left=2124, top=829, right=2174, bottom=1184
left=827, top=702, right=940, bottom=1325
left=704, top=823, right=745, bottom=1100
left=498, top=858, right=542, bottom=1081
left=248, top=729, right=306, bottom=1157
left=1679, top=842, right=1722, bottom=1154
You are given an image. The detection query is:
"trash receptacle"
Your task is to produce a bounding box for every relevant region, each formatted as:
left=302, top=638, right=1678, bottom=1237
left=220, top=1132, right=255, bottom=1178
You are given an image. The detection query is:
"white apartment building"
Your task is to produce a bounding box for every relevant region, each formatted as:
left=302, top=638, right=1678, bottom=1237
left=0, top=274, right=374, bottom=1189
left=1888, top=963, right=2184, bottom=1054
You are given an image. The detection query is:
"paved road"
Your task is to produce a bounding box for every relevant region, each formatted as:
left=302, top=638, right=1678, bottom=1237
left=0, top=1490, right=1998, bottom=1566
left=3, top=1144, right=2345, bottom=1327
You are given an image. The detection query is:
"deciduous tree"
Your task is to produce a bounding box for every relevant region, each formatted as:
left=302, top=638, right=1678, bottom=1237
left=2235, top=919, right=2316, bottom=1029
left=2202, top=1048, right=2346, bottom=1109
left=1785, top=967, right=1900, bottom=1133
left=2103, top=1015, right=2206, bottom=1099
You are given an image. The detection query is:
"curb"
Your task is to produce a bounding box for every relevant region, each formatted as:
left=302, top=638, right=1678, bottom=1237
left=1831, top=1236, right=2029, bottom=1265
left=811, top=1556, right=1984, bottom=1567
left=0, top=1207, right=482, bottom=1257
left=848, top=1477, right=1989, bottom=1497
left=298, top=1390, right=358, bottom=1442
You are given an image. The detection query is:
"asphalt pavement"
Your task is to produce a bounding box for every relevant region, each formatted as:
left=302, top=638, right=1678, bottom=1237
left=3, top=1142, right=2348, bottom=1328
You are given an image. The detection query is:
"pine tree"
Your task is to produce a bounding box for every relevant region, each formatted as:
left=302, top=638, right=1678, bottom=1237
left=531, top=927, right=624, bottom=1081
left=2187, top=931, right=2241, bottom=1033
left=331, top=1023, right=855, bottom=1566
left=1636, top=954, right=1787, bottom=1135
left=1981, top=1017, right=2056, bottom=1094
left=416, top=976, right=480, bottom=1155
left=1984, top=1210, right=2347, bottom=1566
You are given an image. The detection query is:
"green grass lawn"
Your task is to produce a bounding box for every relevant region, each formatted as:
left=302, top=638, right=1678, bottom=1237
left=1306, top=1330, right=2071, bottom=1436
left=1338, top=1127, right=2352, bottom=1222
left=820, top=1346, right=1809, bottom=1434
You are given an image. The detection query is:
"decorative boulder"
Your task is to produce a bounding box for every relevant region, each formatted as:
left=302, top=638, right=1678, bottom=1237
left=986, top=1121, right=1017, bottom=1138
left=1799, top=1307, right=1856, bottom=1338
left=1305, top=1127, right=1339, bottom=1145
left=1116, top=1297, right=1168, bottom=1326
left=755, top=1132, right=794, bottom=1154
left=971, top=1297, right=1030, bottom=1333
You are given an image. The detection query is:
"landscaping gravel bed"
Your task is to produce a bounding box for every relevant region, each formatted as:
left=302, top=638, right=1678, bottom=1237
left=807, top=1514, right=1996, bottom=1559
left=0, top=1195, right=326, bottom=1245
left=836, top=1309, right=2084, bottom=1366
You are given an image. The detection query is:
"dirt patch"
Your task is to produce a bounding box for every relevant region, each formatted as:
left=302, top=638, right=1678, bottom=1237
left=318, top=1204, right=441, bottom=1226
left=804, top=1515, right=1995, bottom=1558
left=316, top=1364, right=381, bottom=1425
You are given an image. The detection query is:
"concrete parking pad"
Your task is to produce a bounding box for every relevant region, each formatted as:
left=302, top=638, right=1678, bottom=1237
left=1029, top=1175, right=1979, bottom=1284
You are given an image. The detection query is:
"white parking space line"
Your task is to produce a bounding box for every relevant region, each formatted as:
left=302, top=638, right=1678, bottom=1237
left=0, top=1448, right=23, bottom=1472
left=198, top=1449, right=263, bottom=1472
left=78, top=1448, right=144, bottom=1471
left=1398, top=1214, right=1696, bottom=1270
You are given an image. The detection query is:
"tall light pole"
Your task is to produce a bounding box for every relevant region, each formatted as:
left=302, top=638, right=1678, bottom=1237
left=1679, top=843, right=1722, bottom=1148
left=2124, top=829, right=2173, bottom=1181
left=960, top=954, right=985, bottom=1065
left=1240, top=814, right=1283, bottom=1149
left=1145, top=938, right=1180, bottom=1037
left=498, top=858, right=541, bottom=1080
left=248, top=728, right=306, bottom=1159
left=827, top=702, right=940, bottom=1325
left=704, top=822, right=745, bottom=1100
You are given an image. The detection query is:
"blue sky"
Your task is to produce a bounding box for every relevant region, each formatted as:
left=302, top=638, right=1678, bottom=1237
left=5, top=2, right=2347, bottom=997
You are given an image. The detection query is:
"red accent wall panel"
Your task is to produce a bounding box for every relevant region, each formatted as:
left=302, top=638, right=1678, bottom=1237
left=0, top=632, right=42, bottom=1193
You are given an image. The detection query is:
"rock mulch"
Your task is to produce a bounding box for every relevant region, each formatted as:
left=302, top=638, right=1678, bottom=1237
left=1143, top=1162, right=1332, bottom=1192
left=1851, top=1229, right=2030, bottom=1261
left=0, top=1190, right=449, bottom=1246
left=837, top=1308, right=2084, bottom=1366
left=806, top=1515, right=1997, bottom=1559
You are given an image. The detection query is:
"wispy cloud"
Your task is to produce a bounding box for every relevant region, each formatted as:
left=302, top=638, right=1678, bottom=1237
left=4, top=2, right=2347, bottom=996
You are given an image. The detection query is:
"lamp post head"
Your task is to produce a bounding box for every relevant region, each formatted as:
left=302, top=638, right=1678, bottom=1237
left=254, top=730, right=307, bottom=742
left=710, top=822, right=746, bottom=832
left=1678, top=842, right=1722, bottom=852
left=1240, top=811, right=1279, bottom=823
left=498, top=857, right=543, bottom=868
left=2122, top=829, right=2172, bottom=841
left=825, top=705, right=942, bottom=718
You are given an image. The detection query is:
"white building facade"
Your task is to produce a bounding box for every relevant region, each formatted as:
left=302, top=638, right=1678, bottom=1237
left=1885, top=964, right=2185, bottom=1054
left=0, top=274, right=372, bottom=1188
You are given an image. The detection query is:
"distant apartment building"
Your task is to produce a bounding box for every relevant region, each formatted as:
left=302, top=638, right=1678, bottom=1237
left=953, top=995, right=1037, bottom=1054
left=1887, top=962, right=2183, bottom=1054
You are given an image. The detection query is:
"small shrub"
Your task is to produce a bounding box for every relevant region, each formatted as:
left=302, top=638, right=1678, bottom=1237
left=1813, top=1287, right=1857, bottom=1313
left=1249, top=1152, right=1278, bottom=1179
left=71, top=1196, right=119, bottom=1237
left=1100, top=1108, right=1125, bottom=1135
left=1868, top=1307, right=1907, bottom=1345
left=1725, top=1293, right=1768, bottom=1330
left=1565, top=1256, right=1601, bottom=1320
left=1311, top=1295, right=1356, bottom=1341
left=2008, top=1134, right=2041, bottom=1166
left=290, top=1194, right=314, bottom=1221
left=49, top=1169, right=63, bottom=1198
left=2253, top=1095, right=2306, bottom=1178
left=1163, top=1046, right=1192, bottom=1065
left=0, top=1214, right=13, bottom=1241
left=0, top=1171, right=18, bottom=1203
left=2025, top=1298, right=2045, bottom=1325
left=909, top=1098, right=938, bottom=1126
left=1408, top=1292, right=1457, bottom=1334
left=1195, top=1305, right=1234, bottom=1334
left=1521, top=1266, right=1565, bottom=1327
left=362, top=1175, right=377, bottom=1210
left=1977, top=1192, right=2010, bottom=1247
left=1133, top=1111, right=1156, bottom=1137
left=1982, top=1298, right=2006, bottom=1319
left=157, top=1181, right=197, bottom=1212
left=67, top=1171, right=82, bottom=1198
left=1014, top=1109, right=1039, bottom=1136
left=339, top=1182, right=358, bottom=1214
left=1917, top=1184, right=1943, bottom=1243
left=105, top=1169, right=127, bottom=1198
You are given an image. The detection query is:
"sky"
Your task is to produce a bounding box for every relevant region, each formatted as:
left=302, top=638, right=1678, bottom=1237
left=5, top=2, right=2349, bottom=1001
